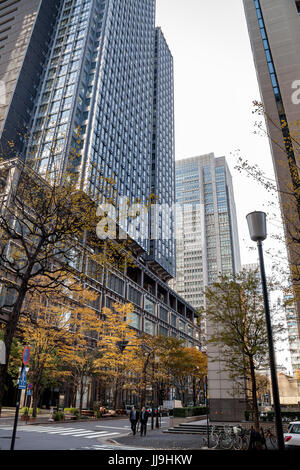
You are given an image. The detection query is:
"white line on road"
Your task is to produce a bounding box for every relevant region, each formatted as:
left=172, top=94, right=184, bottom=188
left=84, top=432, right=120, bottom=439
left=95, top=425, right=131, bottom=430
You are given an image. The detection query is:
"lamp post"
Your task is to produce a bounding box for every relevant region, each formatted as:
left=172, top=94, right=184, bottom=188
left=246, top=211, right=284, bottom=451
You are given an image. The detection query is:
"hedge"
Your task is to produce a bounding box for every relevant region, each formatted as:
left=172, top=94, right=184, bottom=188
left=173, top=406, right=207, bottom=418
left=63, top=408, right=79, bottom=416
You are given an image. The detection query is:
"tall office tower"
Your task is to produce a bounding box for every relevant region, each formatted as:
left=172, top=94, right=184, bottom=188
left=170, top=153, right=241, bottom=332
left=15, top=0, right=175, bottom=279
left=148, top=27, right=175, bottom=279
left=243, top=0, right=300, bottom=332
left=171, top=153, right=245, bottom=421
left=0, top=0, right=60, bottom=158
left=0, top=0, right=175, bottom=279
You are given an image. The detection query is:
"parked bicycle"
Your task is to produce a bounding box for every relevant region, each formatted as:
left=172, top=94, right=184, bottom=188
left=218, top=425, right=234, bottom=450
left=201, top=425, right=219, bottom=449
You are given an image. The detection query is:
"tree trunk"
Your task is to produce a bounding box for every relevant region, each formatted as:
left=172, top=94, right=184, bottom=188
left=79, top=375, right=84, bottom=416
left=192, top=377, right=196, bottom=406
left=249, top=356, right=260, bottom=432
left=113, top=377, right=119, bottom=410
left=0, top=284, right=28, bottom=414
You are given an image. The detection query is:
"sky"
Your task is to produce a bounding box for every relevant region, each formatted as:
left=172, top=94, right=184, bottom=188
left=155, top=0, right=292, bottom=372
left=155, top=0, right=285, bottom=269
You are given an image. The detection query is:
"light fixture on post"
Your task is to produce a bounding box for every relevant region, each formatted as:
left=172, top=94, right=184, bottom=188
left=246, top=211, right=284, bottom=451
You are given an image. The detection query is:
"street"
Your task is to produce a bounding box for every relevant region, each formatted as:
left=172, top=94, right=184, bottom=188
left=0, top=417, right=170, bottom=450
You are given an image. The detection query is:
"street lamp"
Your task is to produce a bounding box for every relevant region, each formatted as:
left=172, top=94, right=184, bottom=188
left=246, top=211, right=285, bottom=451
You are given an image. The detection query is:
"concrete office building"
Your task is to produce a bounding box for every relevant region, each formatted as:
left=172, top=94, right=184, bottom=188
left=243, top=0, right=300, bottom=333
left=170, top=153, right=245, bottom=421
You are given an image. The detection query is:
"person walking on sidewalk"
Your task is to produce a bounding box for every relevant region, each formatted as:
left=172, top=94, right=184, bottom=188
left=129, top=406, right=139, bottom=436
left=140, top=406, right=149, bottom=437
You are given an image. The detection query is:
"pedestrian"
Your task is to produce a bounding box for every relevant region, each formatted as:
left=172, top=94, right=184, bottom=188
left=140, top=406, right=149, bottom=436
left=260, top=427, right=267, bottom=450
left=129, top=406, right=139, bottom=435
left=249, top=425, right=263, bottom=450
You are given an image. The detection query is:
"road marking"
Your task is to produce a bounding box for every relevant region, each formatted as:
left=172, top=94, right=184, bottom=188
left=95, top=425, right=131, bottom=430
left=84, top=432, right=120, bottom=439
left=0, top=425, right=121, bottom=440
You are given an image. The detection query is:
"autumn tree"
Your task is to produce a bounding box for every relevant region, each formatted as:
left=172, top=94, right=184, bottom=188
left=0, top=155, right=144, bottom=412
left=18, top=281, right=103, bottom=417
left=95, top=303, right=141, bottom=410
left=202, top=269, right=284, bottom=431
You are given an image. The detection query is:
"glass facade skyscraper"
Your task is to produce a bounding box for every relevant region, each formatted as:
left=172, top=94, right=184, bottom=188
left=0, top=0, right=176, bottom=279
left=170, top=153, right=241, bottom=323
left=170, top=153, right=245, bottom=422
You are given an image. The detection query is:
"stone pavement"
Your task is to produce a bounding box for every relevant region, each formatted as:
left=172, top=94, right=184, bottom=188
left=104, top=420, right=208, bottom=450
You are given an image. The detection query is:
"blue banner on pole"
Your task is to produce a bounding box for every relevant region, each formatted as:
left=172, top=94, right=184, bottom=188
left=18, top=368, right=27, bottom=390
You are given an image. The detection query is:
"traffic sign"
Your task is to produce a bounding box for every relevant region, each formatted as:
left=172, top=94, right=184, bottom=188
left=27, top=390, right=32, bottom=396
left=22, top=346, right=30, bottom=366
left=18, top=367, right=27, bottom=390
left=28, top=383, right=32, bottom=390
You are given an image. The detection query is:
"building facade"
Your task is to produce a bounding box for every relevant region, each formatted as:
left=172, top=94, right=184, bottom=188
left=170, top=153, right=241, bottom=337
left=170, top=153, right=245, bottom=421
left=284, top=294, right=300, bottom=378
left=0, top=0, right=199, bottom=407
left=0, top=0, right=176, bottom=281
left=243, top=0, right=300, bottom=333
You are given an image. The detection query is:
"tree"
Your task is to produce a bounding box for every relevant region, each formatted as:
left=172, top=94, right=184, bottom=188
left=235, top=101, right=300, bottom=307
left=18, top=282, right=102, bottom=417
left=95, top=303, right=141, bottom=410
left=202, top=269, right=284, bottom=431
left=0, top=156, right=140, bottom=412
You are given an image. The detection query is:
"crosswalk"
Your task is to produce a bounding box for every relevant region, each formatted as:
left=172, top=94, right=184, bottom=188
left=0, top=425, right=125, bottom=440
left=71, top=444, right=148, bottom=450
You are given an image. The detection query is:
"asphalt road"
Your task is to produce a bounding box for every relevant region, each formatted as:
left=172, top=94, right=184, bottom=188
left=0, top=417, right=170, bottom=450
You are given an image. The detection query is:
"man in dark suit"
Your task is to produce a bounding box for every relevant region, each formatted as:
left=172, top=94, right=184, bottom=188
left=129, top=406, right=139, bottom=435
left=140, top=406, right=149, bottom=436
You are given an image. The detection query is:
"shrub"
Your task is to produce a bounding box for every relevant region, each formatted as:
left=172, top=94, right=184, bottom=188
left=173, top=406, right=207, bottom=418
left=64, top=408, right=79, bottom=417
left=54, top=411, right=64, bottom=421
left=20, top=407, right=41, bottom=416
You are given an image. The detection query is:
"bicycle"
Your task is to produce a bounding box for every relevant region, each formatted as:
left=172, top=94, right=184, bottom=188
left=218, top=425, right=234, bottom=450
left=265, top=428, right=277, bottom=449
left=201, top=425, right=219, bottom=449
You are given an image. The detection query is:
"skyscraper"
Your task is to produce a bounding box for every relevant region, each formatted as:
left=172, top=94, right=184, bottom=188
left=243, top=0, right=300, bottom=332
left=0, top=0, right=175, bottom=280
left=0, top=0, right=60, bottom=158
left=0, top=0, right=202, bottom=408
left=170, top=153, right=241, bottom=334
left=170, top=153, right=245, bottom=421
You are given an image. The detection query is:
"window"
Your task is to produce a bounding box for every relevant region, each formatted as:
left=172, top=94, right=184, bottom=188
left=106, top=272, right=124, bottom=296
left=128, top=311, right=141, bottom=330
left=144, top=318, right=155, bottom=335
left=159, top=306, right=168, bottom=322
left=144, top=297, right=155, bottom=315
left=128, top=285, right=141, bottom=306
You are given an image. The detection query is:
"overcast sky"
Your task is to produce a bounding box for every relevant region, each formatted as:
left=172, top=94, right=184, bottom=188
left=156, top=0, right=291, bottom=371
left=156, top=0, right=285, bottom=270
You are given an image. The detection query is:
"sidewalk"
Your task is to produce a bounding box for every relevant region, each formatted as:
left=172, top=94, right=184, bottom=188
left=105, top=425, right=206, bottom=450
left=0, top=410, right=128, bottom=427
